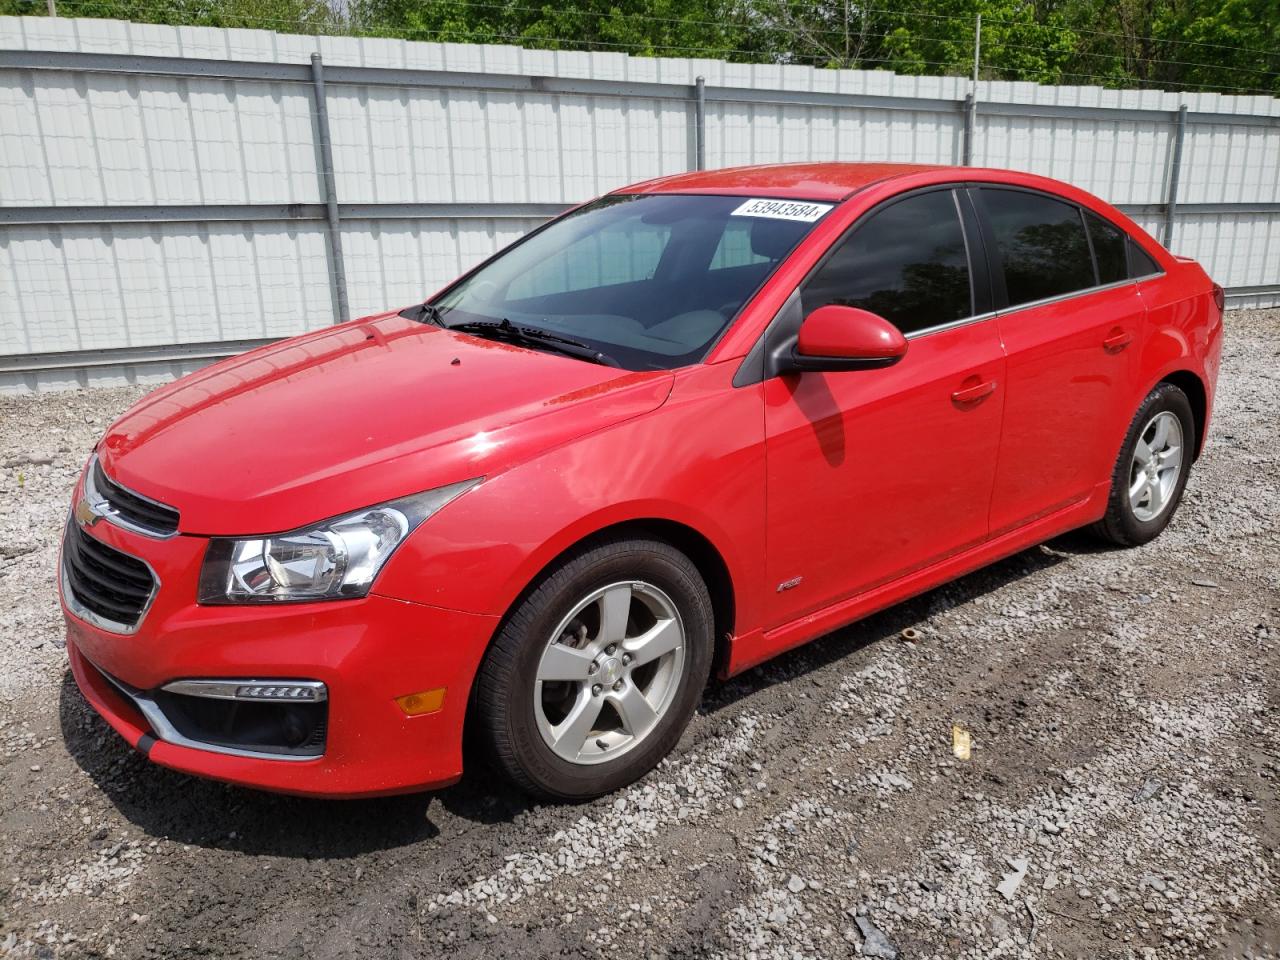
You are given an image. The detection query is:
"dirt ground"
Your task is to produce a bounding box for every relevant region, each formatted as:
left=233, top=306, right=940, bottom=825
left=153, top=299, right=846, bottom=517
left=0, top=310, right=1277, bottom=960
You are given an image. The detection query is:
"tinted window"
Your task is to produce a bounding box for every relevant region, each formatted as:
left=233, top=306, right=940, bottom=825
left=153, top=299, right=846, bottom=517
left=1127, top=239, right=1161, bottom=278
left=981, top=188, right=1095, bottom=306
left=802, top=190, right=972, bottom=335
left=1086, top=212, right=1127, bottom=284
left=433, top=194, right=823, bottom=370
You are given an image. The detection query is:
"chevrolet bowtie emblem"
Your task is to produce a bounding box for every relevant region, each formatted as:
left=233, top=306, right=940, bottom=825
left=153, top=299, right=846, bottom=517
left=74, top=498, right=100, bottom=528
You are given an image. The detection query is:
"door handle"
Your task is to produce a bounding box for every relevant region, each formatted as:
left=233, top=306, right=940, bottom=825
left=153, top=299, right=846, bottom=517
left=951, top=379, right=997, bottom=405
left=1103, top=329, right=1132, bottom=352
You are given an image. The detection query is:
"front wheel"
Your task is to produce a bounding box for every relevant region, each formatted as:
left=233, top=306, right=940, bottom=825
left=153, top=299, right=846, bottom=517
left=1091, top=382, right=1195, bottom=547
left=473, top=538, right=714, bottom=800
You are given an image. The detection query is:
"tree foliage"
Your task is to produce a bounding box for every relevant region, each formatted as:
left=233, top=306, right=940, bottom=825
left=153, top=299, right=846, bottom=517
left=3, top=0, right=1275, bottom=95
left=356, top=0, right=1280, bottom=94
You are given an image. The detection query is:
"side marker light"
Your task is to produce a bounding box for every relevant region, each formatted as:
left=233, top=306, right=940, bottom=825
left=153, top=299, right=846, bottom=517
left=395, top=688, right=446, bottom=716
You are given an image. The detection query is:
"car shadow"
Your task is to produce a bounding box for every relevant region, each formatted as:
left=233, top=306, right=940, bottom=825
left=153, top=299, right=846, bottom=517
left=59, top=674, right=540, bottom=858
left=701, top=537, right=1074, bottom=712
left=60, top=538, right=1077, bottom=855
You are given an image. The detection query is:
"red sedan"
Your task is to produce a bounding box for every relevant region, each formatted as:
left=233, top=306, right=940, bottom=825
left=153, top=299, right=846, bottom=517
left=61, top=163, right=1223, bottom=800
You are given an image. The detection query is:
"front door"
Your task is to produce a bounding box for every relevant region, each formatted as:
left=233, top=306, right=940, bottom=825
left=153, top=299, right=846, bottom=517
left=763, top=187, right=1006, bottom=629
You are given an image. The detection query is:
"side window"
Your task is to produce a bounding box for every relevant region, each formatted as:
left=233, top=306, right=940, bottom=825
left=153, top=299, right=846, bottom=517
left=506, top=220, right=670, bottom=300
left=801, top=189, right=973, bottom=335
left=1127, top=239, right=1162, bottom=278
left=981, top=188, right=1095, bottom=306
left=1085, top=212, right=1127, bottom=284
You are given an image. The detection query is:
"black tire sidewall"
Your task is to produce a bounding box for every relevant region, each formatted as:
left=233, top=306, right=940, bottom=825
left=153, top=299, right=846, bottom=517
left=480, top=540, right=714, bottom=800
left=1108, top=384, right=1195, bottom=545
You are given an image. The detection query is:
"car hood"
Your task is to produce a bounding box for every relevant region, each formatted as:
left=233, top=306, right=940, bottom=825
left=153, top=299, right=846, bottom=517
left=96, top=313, right=674, bottom=535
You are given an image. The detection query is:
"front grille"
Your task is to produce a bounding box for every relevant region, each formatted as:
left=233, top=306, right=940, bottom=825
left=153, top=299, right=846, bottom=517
left=62, top=521, right=156, bottom=631
left=92, top=458, right=180, bottom=537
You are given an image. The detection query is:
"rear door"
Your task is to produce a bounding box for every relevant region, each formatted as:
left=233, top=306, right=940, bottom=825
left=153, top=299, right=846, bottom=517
left=975, top=187, right=1145, bottom=535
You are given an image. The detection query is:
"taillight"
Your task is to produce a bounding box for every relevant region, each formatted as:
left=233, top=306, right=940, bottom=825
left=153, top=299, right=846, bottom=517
left=1212, top=283, right=1225, bottom=313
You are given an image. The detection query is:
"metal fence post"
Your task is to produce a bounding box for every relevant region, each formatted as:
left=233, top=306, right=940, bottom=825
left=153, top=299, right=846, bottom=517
left=694, top=76, right=706, bottom=171
left=962, top=93, right=975, bottom=166
left=310, top=53, right=350, bottom=324
left=1163, top=104, right=1188, bottom=249
left=962, top=13, right=980, bottom=166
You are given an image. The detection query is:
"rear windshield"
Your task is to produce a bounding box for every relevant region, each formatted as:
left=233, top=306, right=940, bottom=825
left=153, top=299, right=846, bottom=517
left=431, top=193, right=831, bottom=370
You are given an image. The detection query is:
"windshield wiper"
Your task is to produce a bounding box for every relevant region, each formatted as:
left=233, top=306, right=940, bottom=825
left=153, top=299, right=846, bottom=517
left=447, top=319, right=620, bottom=367
left=413, top=302, right=447, bottom=326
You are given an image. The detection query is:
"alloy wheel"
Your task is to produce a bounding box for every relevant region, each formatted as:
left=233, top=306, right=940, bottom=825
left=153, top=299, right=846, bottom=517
left=1128, top=410, right=1184, bottom=522
left=534, top=581, right=686, bottom=765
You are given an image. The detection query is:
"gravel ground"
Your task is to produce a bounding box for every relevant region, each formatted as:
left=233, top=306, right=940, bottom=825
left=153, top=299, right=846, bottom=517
left=1, top=309, right=1277, bottom=960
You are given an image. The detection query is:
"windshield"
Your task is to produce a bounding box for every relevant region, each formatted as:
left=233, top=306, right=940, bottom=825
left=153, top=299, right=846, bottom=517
left=431, top=193, right=832, bottom=370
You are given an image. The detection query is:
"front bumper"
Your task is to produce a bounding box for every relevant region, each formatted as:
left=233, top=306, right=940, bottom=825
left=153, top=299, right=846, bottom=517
left=61, top=513, right=499, bottom=798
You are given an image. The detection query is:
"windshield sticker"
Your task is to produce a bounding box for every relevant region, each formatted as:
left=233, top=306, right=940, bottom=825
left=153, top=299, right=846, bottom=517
left=730, top=198, right=833, bottom=222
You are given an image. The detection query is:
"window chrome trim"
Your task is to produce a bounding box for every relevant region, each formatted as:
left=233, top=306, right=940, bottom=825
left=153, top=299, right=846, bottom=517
left=82, top=454, right=180, bottom=540
left=904, top=273, right=1165, bottom=341
left=903, top=309, right=998, bottom=340
left=60, top=540, right=160, bottom=636
left=987, top=277, right=1142, bottom=321
left=94, top=665, right=323, bottom=763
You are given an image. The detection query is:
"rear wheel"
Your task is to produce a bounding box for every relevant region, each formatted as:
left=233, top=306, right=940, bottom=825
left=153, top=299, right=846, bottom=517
left=474, top=538, right=713, bottom=800
left=1091, top=382, right=1195, bottom=546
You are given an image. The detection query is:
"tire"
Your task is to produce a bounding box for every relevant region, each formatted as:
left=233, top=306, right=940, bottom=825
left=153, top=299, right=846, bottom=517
left=474, top=537, right=714, bottom=801
left=1091, top=381, right=1195, bottom=547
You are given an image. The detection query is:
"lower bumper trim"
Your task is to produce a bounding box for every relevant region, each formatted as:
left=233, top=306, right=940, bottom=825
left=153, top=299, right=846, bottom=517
left=160, top=678, right=328, bottom=703
left=94, top=661, right=324, bottom=763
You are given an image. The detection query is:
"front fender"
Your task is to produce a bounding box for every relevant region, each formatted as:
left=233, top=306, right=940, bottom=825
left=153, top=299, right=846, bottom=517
left=373, top=362, right=767, bottom=632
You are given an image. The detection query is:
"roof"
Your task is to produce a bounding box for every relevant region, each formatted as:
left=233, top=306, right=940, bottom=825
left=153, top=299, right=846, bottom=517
left=616, top=162, right=949, bottom=201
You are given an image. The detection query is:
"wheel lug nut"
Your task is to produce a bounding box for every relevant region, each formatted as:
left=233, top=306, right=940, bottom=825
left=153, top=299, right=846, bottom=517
left=592, top=684, right=602, bottom=696
left=588, top=662, right=598, bottom=674
left=621, top=653, right=632, bottom=665
left=612, top=680, right=623, bottom=692
left=606, top=644, right=617, bottom=655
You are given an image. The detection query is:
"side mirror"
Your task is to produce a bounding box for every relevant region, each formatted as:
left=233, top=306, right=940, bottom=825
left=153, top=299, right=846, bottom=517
left=791, top=305, right=908, bottom=372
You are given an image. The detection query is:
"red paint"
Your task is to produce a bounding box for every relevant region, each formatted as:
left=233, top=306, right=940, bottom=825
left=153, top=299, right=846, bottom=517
left=621, top=161, right=946, bottom=200
left=64, top=162, right=1222, bottom=796
left=795, top=305, right=908, bottom=360
left=762, top=318, right=1006, bottom=629
left=988, top=282, right=1147, bottom=535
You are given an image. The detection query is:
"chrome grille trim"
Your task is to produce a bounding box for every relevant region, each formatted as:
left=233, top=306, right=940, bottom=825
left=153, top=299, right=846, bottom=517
left=61, top=522, right=159, bottom=635
left=83, top=454, right=180, bottom=539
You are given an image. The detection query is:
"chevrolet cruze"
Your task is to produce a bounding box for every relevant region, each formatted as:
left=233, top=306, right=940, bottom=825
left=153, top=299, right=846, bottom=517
left=60, top=163, right=1223, bottom=800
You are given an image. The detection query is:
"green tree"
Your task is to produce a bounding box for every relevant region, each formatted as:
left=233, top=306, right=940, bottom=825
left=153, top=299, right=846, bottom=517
left=746, top=0, right=1077, bottom=83
left=350, top=0, right=756, bottom=58
left=1053, top=0, right=1279, bottom=92
left=2, top=0, right=1273, bottom=95
left=0, top=0, right=341, bottom=32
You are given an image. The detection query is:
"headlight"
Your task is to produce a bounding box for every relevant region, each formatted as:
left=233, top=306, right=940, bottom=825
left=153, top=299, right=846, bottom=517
left=197, top=480, right=479, bottom=604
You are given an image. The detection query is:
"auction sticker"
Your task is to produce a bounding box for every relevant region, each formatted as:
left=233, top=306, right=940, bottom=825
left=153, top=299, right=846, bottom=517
left=730, top=198, right=833, bottom=222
